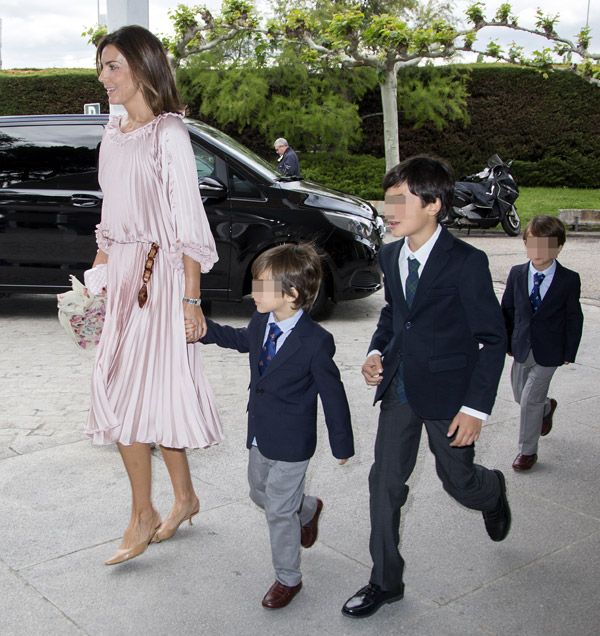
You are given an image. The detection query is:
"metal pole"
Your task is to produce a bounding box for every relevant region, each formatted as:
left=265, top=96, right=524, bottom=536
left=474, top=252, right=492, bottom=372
left=586, top=0, right=591, bottom=27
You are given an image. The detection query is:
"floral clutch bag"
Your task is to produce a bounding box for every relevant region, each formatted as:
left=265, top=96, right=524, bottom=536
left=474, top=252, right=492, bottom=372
left=57, top=273, right=106, bottom=349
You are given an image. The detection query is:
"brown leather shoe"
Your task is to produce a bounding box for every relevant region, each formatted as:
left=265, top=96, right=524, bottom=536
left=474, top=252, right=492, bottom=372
left=261, top=580, right=302, bottom=609
left=301, top=498, right=323, bottom=548
left=541, top=399, right=557, bottom=436
left=512, top=453, right=537, bottom=471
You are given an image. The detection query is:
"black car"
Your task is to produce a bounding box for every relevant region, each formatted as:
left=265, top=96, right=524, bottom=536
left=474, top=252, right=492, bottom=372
left=0, top=114, right=383, bottom=315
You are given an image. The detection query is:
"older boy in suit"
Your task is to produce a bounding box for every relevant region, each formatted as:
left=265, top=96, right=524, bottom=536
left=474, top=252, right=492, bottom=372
left=501, top=215, right=583, bottom=471
left=196, top=243, right=354, bottom=609
left=342, top=155, right=510, bottom=619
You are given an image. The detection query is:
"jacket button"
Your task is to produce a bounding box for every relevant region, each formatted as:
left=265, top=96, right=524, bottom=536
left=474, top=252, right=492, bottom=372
left=256, top=388, right=264, bottom=394
left=405, top=321, right=412, bottom=329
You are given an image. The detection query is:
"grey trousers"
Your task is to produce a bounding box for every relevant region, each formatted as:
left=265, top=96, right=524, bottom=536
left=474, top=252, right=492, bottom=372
left=368, top=386, right=501, bottom=592
left=511, top=350, right=558, bottom=455
left=248, top=446, right=318, bottom=587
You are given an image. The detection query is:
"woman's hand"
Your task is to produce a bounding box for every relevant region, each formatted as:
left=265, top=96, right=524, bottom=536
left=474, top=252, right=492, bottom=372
left=183, top=302, right=206, bottom=342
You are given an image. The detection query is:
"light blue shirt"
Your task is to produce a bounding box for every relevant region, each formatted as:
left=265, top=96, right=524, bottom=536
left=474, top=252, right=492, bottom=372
left=263, top=308, right=304, bottom=351
left=528, top=260, right=556, bottom=300
left=252, top=309, right=304, bottom=446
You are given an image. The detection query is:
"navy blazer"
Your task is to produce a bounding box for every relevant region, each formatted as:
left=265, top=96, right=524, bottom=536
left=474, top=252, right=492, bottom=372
left=501, top=261, right=583, bottom=366
left=202, top=311, right=354, bottom=462
left=370, top=227, right=506, bottom=419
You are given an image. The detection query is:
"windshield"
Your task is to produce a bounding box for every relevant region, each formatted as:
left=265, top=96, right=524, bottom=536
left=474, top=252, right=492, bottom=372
left=185, top=118, right=282, bottom=182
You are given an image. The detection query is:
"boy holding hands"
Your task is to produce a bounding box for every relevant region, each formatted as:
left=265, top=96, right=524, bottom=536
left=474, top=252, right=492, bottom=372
left=194, top=243, right=354, bottom=609
left=501, top=215, right=583, bottom=471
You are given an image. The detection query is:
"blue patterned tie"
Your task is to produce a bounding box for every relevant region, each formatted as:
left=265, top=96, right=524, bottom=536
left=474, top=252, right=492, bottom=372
left=405, top=257, right=420, bottom=308
left=530, top=272, right=545, bottom=313
left=395, top=257, right=421, bottom=403
left=258, top=322, right=283, bottom=375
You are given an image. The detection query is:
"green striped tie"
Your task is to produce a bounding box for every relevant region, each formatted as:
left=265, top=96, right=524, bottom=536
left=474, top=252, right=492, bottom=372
left=405, top=257, right=420, bottom=307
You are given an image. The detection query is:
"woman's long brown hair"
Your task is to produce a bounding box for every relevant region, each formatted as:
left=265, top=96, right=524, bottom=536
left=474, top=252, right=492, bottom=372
left=96, top=25, right=183, bottom=116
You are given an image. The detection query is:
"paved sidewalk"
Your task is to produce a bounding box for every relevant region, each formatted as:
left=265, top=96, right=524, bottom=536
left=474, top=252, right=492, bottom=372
left=1, top=236, right=599, bottom=636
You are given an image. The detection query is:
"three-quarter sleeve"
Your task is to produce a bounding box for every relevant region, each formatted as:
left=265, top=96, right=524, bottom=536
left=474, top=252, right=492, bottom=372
left=160, top=115, right=218, bottom=273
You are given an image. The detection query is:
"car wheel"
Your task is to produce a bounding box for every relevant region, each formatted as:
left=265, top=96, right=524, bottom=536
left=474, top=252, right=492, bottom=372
left=309, top=281, right=332, bottom=321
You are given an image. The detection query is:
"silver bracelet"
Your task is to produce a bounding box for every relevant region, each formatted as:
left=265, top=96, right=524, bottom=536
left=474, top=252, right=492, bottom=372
left=182, top=296, right=202, bottom=306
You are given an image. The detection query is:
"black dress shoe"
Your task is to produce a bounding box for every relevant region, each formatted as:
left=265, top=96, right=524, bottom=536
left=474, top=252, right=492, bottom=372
left=341, top=582, right=404, bottom=618
left=483, top=469, right=511, bottom=542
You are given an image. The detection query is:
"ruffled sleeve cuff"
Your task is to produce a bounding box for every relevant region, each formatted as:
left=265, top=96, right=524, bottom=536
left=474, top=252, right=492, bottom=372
left=95, top=225, right=113, bottom=252
left=163, top=239, right=218, bottom=273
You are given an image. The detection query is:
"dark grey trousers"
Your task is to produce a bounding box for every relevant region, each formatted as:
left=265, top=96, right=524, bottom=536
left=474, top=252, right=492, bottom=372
left=368, top=387, right=501, bottom=592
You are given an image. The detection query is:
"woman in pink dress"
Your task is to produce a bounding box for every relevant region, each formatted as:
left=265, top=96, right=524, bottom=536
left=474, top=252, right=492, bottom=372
left=87, top=25, right=222, bottom=565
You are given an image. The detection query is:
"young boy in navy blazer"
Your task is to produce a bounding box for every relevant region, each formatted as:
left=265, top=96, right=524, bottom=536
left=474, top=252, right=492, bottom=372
left=342, top=155, right=510, bottom=619
left=501, top=215, right=583, bottom=471
left=194, top=243, right=354, bottom=609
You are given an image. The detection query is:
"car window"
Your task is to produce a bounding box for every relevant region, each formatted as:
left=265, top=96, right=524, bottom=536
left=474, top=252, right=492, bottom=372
left=229, top=168, right=263, bottom=199
left=0, top=124, right=103, bottom=190
left=192, top=145, right=216, bottom=178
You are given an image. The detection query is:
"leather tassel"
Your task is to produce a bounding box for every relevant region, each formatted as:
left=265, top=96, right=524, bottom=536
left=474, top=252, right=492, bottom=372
left=138, top=282, right=148, bottom=308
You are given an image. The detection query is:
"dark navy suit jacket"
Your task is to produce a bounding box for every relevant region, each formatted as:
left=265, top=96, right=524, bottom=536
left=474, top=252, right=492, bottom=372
left=370, top=226, right=506, bottom=419
left=202, top=311, right=354, bottom=462
left=501, top=261, right=583, bottom=366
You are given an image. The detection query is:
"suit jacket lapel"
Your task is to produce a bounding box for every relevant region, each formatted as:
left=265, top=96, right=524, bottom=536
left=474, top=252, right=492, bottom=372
left=537, top=261, right=563, bottom=311
left=386, top=239, right=409, bottom=314
left=409, top=227, right=452, bottom=311
left=256, top=312, right=307, bottom=380
left=516, top=263, right=533, bottom=317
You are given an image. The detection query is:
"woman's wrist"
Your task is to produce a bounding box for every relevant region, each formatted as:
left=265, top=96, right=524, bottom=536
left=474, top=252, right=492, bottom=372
left=182, top=296, right=202, bottom=306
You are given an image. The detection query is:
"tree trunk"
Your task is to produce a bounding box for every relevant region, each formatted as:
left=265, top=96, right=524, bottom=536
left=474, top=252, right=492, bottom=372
left=380, top=67, right=400, bottom=171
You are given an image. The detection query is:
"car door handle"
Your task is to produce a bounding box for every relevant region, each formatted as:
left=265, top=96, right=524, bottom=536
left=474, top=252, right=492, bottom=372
left=71, top=194, right=101, bottom=207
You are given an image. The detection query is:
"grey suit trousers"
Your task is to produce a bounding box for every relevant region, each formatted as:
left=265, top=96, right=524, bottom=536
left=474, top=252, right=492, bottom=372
left=368, top=383, right=502, bottom=592
left=248, top=446, right=318, bottom=587
left=511, top=350, right=558, bottom=455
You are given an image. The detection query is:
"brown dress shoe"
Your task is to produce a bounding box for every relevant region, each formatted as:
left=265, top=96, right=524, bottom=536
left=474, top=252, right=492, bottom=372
left=301, top=498, right=323, bottom=548
left=512, top=453, right=537, bottom=471
left=541, top=399, right=557, bottom=436
left=261, top=580, right=302, bottom=609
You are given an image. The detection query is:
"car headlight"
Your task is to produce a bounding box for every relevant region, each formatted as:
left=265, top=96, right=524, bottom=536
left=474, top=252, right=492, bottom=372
left=323, top=211, right=374, bottom=239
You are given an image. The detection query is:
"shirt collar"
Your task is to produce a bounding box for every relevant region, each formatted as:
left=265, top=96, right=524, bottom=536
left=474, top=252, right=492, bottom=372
left=400, top=224, right=442, bottom=266
left=268, top=308, right=304, bottom=333
left=528, top=260, right=556, bottom=278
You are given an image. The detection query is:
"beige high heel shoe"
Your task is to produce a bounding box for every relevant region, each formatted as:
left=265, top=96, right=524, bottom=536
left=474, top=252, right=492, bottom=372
left=105, top=517, right=161, bottom=566
left=151, top=504, right=200, bottom=543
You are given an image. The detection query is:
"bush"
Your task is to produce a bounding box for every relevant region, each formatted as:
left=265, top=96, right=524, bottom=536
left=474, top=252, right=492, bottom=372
left=301, top=153, right=386, bottom=200
left=0, top=69, right=106, bottom=115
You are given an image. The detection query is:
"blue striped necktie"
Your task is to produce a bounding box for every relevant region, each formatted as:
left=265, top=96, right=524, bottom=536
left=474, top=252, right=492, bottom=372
left=258, top=322, right=283, bottom=375
left=530, top=272, right=545, bottom=313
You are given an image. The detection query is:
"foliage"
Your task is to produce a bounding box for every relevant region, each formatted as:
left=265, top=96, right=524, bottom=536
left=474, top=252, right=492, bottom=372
left=81, top=25, right=108, bottom=47
left=301, top=152, right=386, bottom=200
left=178, top=56, right=375, bottom=152
left=0, top=70, right=106, bottom=115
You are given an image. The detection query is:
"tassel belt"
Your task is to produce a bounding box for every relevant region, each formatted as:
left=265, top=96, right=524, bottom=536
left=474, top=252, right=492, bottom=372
left=137, top=242, right=159, bottom=308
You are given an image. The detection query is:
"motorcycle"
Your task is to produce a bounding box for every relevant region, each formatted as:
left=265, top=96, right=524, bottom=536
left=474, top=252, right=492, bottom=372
left=442, top=155, right=521, bottom=236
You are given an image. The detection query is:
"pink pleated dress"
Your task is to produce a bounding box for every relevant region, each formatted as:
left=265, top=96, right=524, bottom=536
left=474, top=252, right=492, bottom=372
left=86, top=113, right=223, bottom=448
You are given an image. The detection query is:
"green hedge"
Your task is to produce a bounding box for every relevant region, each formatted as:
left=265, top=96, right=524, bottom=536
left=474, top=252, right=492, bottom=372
left=0, top=69, right=107, bottom=115
left=357, top=65, right=600, bottom=188
left=301, top=153, right=385, bottom=200
left=2, top=65, right=600, bottom=188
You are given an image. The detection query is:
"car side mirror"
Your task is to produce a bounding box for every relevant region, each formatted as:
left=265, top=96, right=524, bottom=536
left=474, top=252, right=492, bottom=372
left=199, top=176, right=227, bottom=201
